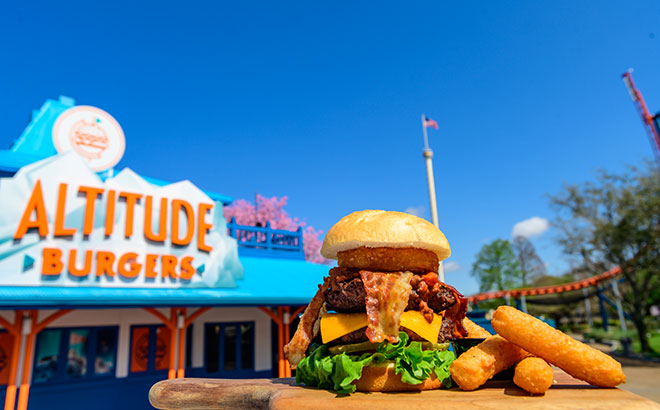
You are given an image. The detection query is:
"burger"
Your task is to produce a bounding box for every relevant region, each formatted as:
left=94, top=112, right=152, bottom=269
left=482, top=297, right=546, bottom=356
left=284, top=210, right=467, bottom=393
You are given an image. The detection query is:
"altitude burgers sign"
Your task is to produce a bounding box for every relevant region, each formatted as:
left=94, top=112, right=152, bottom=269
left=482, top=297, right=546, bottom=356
left=13, top=181, right=213, bottom=281
left=0, top=153, right=242, bottom=289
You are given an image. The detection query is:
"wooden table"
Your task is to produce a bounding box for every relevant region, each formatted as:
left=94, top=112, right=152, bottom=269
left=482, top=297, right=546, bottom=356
left=149, top=370, right=660, bottom=409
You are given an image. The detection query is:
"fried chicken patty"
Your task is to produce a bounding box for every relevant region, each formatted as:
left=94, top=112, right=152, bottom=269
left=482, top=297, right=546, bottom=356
left=337, top=247, right=439, bottom=273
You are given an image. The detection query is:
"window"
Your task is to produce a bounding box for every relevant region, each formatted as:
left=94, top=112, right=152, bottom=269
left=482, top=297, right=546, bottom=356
left=67, top=329, right=89, bottom=378
left=33, top=327, right=118, bottom=384
left=204, top=322, right=254, bottom=376
left=204, top=325, right=219, bottom=373
left=95, top=328, right=116, bottom=375
left=33, top=330, right=62, bottom=383
left=240, top=323, right=254, bottom=370
left=129, top=325, right=172, bottom=374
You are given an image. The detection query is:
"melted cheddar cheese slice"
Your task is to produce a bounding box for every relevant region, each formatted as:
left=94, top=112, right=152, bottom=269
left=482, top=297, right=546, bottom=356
left=320, top=313, right=368, bottom=344
left=320, top=311, right=444, bottom=344
left=400, top=310, right=444, bottom=344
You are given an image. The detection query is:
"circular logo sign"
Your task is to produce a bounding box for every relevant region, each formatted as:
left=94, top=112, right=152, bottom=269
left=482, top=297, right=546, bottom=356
left=52, top=105, right=126, bottom=171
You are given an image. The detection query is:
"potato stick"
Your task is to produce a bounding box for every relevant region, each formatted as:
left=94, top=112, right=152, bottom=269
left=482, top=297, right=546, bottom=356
left=514, top=357, right=553, bottom=394
left=492, top=306, right=625, bottom=387
left=462, top=318, right=492, bottom=338
left=449, top=335, right=526, bottom=391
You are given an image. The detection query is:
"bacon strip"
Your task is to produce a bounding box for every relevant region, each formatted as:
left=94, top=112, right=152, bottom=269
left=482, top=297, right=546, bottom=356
left=284, top=276, right=330, bottom=368
left=360, top=270, right=413, bottom=343
left=442, top=282, right=468, bottom=338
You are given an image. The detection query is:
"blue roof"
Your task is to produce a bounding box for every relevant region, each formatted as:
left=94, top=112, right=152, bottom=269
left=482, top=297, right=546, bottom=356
left=0, top=257, right=329, bottom=308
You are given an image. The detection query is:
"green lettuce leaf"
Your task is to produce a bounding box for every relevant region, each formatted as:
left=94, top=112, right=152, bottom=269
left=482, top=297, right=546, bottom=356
left=295, top=332, right=456, bottom=394
left=432, top=349, right=456, bottom=388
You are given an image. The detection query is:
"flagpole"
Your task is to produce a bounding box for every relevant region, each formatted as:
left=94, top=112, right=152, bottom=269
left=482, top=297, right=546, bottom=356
left=421, top=114, right=444, bottom=282
left=421, top=114, right=439, bottom=227
left=422, top=114, right=430, bottom=150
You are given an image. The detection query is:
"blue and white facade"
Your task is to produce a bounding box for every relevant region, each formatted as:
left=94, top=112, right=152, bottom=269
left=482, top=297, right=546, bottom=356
left=0, top=97, right=327, bottom=410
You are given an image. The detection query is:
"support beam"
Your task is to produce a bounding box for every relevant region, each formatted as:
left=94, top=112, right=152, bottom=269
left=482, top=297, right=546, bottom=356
left=168, top=309, right=177, bottom=380
left=180, top=307, right=210, bottom=378
left=17, top=309, right=72, bottom=410
left=143, top=307, right=172, bottom=327
left=0, top=316, right=13, bottom=332
left=283, top=307, right=291, bottom=377
left=258, top=307, right=286, bottom=378
left=34, top=309, right=73, bottom=333
left=3, top=311, right=23, bottom=410
left=177, top=308, right=186, bottom=378
left=144, top=307, right=212, bottom=380
left=16, top=311, right=37, bottom=410
left=184, top=307, right=211, bottom=328
left=277, top=307, right=285, bottom=378
left=611, top=280, right=628, bottom=332
left=596, top=287, right=609, bottom=331
left=583, top=287, right=593, bottom=328
left=600, top=293, right=633, bottom=321
left=142, top=307, right=178, bottom=379
left=258, top=307, right=280, bottom=324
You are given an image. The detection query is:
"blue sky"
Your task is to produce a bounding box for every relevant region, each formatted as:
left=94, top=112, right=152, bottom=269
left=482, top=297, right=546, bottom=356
left=1, top=1, right=659, bottom=295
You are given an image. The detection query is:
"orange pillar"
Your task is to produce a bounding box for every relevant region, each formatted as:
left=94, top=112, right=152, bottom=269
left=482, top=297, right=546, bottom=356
left=168, top=308, right=177, bottom=380
left=144, top=307, right=209, bottom=380
left=276, top=307, right=285, bottom=378
left=177, top=308, right=186, bottom=378
left=16, top=311, right=37, bottom=410
left=178, top=307, right=211, bottom=379
left=258, top=307, right=286, bottom=378
left=142, top=308, right=177, bottom=379
left=283, top=307, right=291, bottom=377
left=15, top=309, right=72, bottom=410
left=2, top=311, right=22, bottom=410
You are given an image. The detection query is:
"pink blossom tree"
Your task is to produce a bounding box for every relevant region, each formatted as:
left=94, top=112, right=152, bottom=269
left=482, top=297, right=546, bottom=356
left=223, top=194, right=331, bottom=264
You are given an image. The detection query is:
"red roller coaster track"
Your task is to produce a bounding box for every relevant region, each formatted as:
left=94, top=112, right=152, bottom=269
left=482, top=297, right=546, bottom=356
left=467, top=266, right=622, bottom=303
left=622, top=69, right=660, bottom=164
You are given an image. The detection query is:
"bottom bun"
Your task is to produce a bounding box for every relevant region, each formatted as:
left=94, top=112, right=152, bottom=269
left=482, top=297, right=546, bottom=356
left=354, top=363, right=443, bottom=392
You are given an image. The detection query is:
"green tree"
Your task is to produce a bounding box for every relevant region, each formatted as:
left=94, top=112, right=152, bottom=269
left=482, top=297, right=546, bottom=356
left=550, top=162, right=660, bottom=353
left=471, top=239, right=523, bottom=293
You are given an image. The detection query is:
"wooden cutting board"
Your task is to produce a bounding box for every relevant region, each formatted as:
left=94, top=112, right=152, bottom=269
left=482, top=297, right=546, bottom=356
left=149, top=369, right=660, bottom=410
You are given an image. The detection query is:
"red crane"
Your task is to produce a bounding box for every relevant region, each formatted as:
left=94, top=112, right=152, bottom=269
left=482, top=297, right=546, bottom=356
left=622, top=69, right=660, bottom=164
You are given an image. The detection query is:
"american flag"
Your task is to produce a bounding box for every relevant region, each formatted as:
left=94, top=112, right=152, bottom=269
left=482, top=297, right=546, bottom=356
left=423, top=116, right=438, bottom=129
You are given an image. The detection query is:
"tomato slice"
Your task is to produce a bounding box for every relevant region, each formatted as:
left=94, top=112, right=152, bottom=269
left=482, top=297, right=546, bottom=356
left=422, top=271, right=439, bottom=286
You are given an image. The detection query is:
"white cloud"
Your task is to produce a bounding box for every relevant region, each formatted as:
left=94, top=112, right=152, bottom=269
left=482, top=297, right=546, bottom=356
left=444, top=261, right=460, bottom=273
left=404, top=205, right=425, bottom=218
left=512, top=216, right=550, bottom=239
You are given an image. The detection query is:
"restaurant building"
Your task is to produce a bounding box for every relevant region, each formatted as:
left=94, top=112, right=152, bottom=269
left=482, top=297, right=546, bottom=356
left=0, top=97, right=327, bottom=410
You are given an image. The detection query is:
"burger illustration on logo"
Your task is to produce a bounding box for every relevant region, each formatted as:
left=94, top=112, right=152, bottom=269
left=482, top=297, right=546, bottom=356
left=70, top=118, right=110, bottom=160
left=52, top=105, right=125, bottom=171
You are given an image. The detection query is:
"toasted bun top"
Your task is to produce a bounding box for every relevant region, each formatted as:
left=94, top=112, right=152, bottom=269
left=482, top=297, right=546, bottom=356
left=320, top=210, right=451, bottom=261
